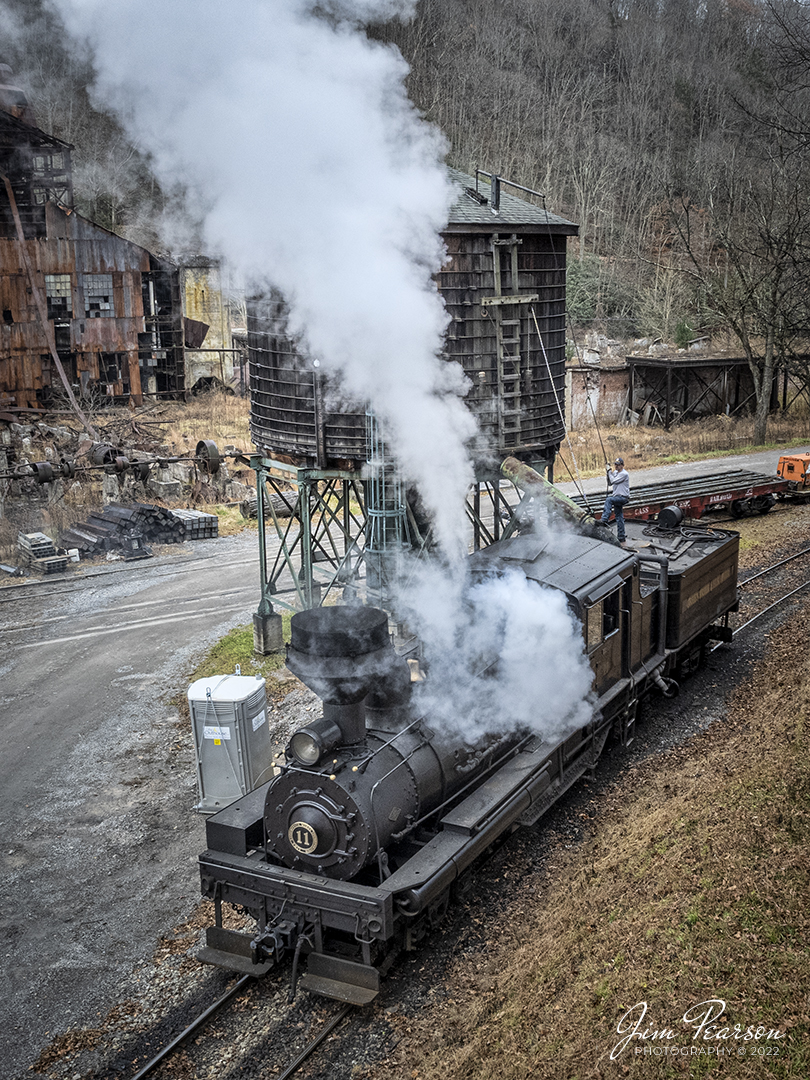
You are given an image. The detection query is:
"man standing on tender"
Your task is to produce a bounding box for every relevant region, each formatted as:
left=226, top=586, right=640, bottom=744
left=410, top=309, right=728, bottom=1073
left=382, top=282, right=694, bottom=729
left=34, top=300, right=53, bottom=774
left=601, top=457, right=630, bottom=545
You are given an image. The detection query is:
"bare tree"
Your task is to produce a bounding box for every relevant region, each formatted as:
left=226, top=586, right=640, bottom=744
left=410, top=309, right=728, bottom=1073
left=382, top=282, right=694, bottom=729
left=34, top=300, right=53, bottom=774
left=668, top=128, right=810, bottom=443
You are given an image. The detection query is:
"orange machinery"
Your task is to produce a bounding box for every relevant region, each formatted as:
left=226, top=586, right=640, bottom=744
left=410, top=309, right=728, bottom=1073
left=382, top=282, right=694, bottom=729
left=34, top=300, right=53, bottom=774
left=776, top=453, right=810, bottom=488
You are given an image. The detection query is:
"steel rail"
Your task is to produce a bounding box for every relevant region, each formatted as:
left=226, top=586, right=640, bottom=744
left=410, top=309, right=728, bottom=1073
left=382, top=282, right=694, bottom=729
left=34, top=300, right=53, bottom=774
left=737, top=544, right=810, bottom=586
left=128, top=974, right=253, bottom=1080
left=711, top=559, right=810, bottom=653
left=732, top=578, right=810, bottom=636
left=276, top=1004, right=354, bottom=1080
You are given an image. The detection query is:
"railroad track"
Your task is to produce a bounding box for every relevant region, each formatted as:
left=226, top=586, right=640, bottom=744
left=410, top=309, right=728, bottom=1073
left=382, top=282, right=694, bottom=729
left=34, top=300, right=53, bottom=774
left=122, top=975, right=354, bottom=1080
left=129, top=974, right=253, bottom=1079
left=737, top=542, right=810, bottom=588
left=721, top=542, right=810, bottom=647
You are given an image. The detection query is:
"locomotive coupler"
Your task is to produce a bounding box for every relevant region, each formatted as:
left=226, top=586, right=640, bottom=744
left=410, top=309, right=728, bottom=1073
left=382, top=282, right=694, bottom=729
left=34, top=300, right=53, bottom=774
left=250, top=919, right=298, bottom=967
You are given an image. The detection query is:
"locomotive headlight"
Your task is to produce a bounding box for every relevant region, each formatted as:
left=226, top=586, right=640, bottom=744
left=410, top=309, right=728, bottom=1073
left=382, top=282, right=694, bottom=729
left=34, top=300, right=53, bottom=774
left=288, top=717, right=342, bottom=767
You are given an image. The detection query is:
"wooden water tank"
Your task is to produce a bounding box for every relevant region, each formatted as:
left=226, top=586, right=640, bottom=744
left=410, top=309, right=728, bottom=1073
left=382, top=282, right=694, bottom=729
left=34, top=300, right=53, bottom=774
left=248, top=169, right=578, bottom=470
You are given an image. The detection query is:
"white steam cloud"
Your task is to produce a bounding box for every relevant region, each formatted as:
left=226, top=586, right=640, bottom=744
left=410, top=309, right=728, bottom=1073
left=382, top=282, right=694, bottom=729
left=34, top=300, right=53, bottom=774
left=54, top=0, right=596, bottom=740
left=400, top=521, right=595, bottom=744
left=57, top=0, right=475, bottom=557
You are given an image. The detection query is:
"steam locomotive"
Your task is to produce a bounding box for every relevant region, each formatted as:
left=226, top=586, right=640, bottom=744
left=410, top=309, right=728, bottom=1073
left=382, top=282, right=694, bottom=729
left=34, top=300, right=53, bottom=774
left=198, top=514, right=739, bottom=1004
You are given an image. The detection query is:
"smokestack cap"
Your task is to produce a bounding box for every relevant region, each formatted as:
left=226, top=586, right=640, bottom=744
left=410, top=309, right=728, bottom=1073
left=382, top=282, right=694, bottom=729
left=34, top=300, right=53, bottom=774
left=290, top=606, right=389, bottom=658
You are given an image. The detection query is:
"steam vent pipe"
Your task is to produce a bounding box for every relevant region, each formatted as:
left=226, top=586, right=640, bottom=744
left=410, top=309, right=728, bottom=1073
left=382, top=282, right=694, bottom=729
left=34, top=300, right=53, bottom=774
left=500, top=456, right=619, bottom=544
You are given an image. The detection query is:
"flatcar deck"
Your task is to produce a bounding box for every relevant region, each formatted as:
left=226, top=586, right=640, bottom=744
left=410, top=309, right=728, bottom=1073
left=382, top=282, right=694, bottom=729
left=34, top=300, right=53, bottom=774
left=569, top=469, right=793, bottom=520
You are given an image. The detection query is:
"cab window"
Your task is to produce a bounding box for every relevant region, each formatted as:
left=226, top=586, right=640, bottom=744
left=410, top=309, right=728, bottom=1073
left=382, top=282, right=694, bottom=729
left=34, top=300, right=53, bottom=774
left=603, top=589, right=621, bottom=637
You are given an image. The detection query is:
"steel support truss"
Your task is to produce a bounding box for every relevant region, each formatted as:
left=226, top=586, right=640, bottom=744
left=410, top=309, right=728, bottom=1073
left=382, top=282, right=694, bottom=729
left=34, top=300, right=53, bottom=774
left=251, top=455, right=543, bottom=615
left=252, top=455, right=368, bottom=613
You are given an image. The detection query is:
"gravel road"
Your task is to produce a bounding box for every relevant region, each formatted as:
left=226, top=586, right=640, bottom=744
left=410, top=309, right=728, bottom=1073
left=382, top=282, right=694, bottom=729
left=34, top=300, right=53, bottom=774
left=1, top=534, right=270, bottom=1078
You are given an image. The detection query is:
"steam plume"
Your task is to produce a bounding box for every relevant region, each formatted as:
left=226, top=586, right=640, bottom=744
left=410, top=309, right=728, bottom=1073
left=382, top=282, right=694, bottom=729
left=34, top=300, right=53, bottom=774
left=400, top=516, right=595, bottom=744
left=54, top=0, right=596, bottom=740
left=58, top=0, right=475, bottom=557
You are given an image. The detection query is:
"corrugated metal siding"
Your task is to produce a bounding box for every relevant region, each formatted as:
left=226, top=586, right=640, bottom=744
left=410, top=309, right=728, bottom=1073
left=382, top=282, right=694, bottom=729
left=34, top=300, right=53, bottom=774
left=0, top=204, right=184, bottom=406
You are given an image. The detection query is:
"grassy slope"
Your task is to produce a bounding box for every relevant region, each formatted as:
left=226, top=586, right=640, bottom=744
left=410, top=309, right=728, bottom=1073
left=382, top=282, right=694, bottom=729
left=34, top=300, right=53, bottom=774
left=371, top=609, right=810, bottom=1079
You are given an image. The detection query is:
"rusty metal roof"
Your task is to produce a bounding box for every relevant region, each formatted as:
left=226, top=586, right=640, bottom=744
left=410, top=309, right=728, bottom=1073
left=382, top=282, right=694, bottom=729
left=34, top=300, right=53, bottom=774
left=446, top=167, right=578, bottom=232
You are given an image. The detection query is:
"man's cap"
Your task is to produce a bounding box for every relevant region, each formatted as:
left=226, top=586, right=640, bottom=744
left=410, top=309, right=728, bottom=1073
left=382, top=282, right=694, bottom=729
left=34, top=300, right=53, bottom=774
left=614, top=457, right=624, bottom=465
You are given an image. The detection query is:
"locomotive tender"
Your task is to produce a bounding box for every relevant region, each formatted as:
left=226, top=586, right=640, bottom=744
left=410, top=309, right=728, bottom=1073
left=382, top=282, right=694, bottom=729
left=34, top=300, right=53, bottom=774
left=198, top=517, right=739, bottom=1004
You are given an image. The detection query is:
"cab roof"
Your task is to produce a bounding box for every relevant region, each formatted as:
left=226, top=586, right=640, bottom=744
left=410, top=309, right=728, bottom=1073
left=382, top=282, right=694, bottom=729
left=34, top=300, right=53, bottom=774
left=468, top=531, right=634, bottom=607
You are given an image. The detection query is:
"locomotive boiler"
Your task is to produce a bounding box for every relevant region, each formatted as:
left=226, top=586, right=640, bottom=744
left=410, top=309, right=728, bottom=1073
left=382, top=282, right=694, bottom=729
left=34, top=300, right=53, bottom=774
left=264, top=605, right=523, bottom=884
left=198, top=517, right=739, bottom=1004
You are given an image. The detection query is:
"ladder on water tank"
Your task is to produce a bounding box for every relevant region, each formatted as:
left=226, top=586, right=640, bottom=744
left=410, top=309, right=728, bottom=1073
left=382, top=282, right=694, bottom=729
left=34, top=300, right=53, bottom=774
left=489, top=233, right=533, bottom=450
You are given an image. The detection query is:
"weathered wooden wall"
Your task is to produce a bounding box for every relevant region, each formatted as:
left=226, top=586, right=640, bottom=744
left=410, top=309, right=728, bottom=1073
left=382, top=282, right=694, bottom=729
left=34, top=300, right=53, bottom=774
left=0, top=204, right=185, bottom=408
left=439, top=227, right=570, bottom=459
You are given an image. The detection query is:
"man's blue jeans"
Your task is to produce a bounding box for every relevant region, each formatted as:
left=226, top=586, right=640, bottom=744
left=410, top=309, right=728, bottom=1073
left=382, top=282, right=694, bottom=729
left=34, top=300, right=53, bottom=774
left=601, top=495, right=629, bottom=541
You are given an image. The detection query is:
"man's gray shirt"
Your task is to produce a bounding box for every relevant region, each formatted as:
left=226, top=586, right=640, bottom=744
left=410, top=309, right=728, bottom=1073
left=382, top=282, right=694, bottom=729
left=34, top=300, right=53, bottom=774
left=607, top=468, right=630, bottom=499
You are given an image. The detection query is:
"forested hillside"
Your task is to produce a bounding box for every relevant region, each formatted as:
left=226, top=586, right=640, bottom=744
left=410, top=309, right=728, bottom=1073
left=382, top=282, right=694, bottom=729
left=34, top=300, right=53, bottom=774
left=369, top=0, right=810, bottom=440
left=2, top=0, right=809, bottom=439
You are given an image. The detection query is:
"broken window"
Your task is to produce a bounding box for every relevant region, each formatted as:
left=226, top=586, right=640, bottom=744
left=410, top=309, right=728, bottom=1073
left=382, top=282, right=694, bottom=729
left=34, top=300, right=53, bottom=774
left=84, top=274, right=114, bottom=318
left=31, top=151, right=71, bottom=208
left=32, top=151, right=64, bottom=174
left=101, top=352, right=121, bottom=382
left=44, top=274, right=72, bottom=320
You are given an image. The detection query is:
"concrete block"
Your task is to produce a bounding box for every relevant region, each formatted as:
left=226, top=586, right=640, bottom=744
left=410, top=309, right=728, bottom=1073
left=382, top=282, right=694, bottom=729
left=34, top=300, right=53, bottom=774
left=148, top=478, right=183, bottom=501
left=253, top=611, right=284, bottom=655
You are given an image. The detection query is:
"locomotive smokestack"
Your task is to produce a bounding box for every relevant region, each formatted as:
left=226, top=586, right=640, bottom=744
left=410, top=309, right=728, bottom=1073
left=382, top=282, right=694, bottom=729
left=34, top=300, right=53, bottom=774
left=286, top=606, right=411, bottom=744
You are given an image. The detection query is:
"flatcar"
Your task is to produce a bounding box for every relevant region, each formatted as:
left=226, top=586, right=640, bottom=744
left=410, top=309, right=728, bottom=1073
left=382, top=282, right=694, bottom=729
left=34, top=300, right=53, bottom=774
left=197, top=515, right=738, bottom=1004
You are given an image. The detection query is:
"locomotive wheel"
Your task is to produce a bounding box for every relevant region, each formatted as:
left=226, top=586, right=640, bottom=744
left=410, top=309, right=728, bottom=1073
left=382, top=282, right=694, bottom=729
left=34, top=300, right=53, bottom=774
left=90, top=442, right=116, bottom=467
left=31, top=461, right=55, bottom=485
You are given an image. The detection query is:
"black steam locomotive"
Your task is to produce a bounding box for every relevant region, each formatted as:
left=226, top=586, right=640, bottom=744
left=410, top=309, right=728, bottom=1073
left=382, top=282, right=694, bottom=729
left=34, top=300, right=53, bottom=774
left=198, top=516, right=738, bottom=1004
